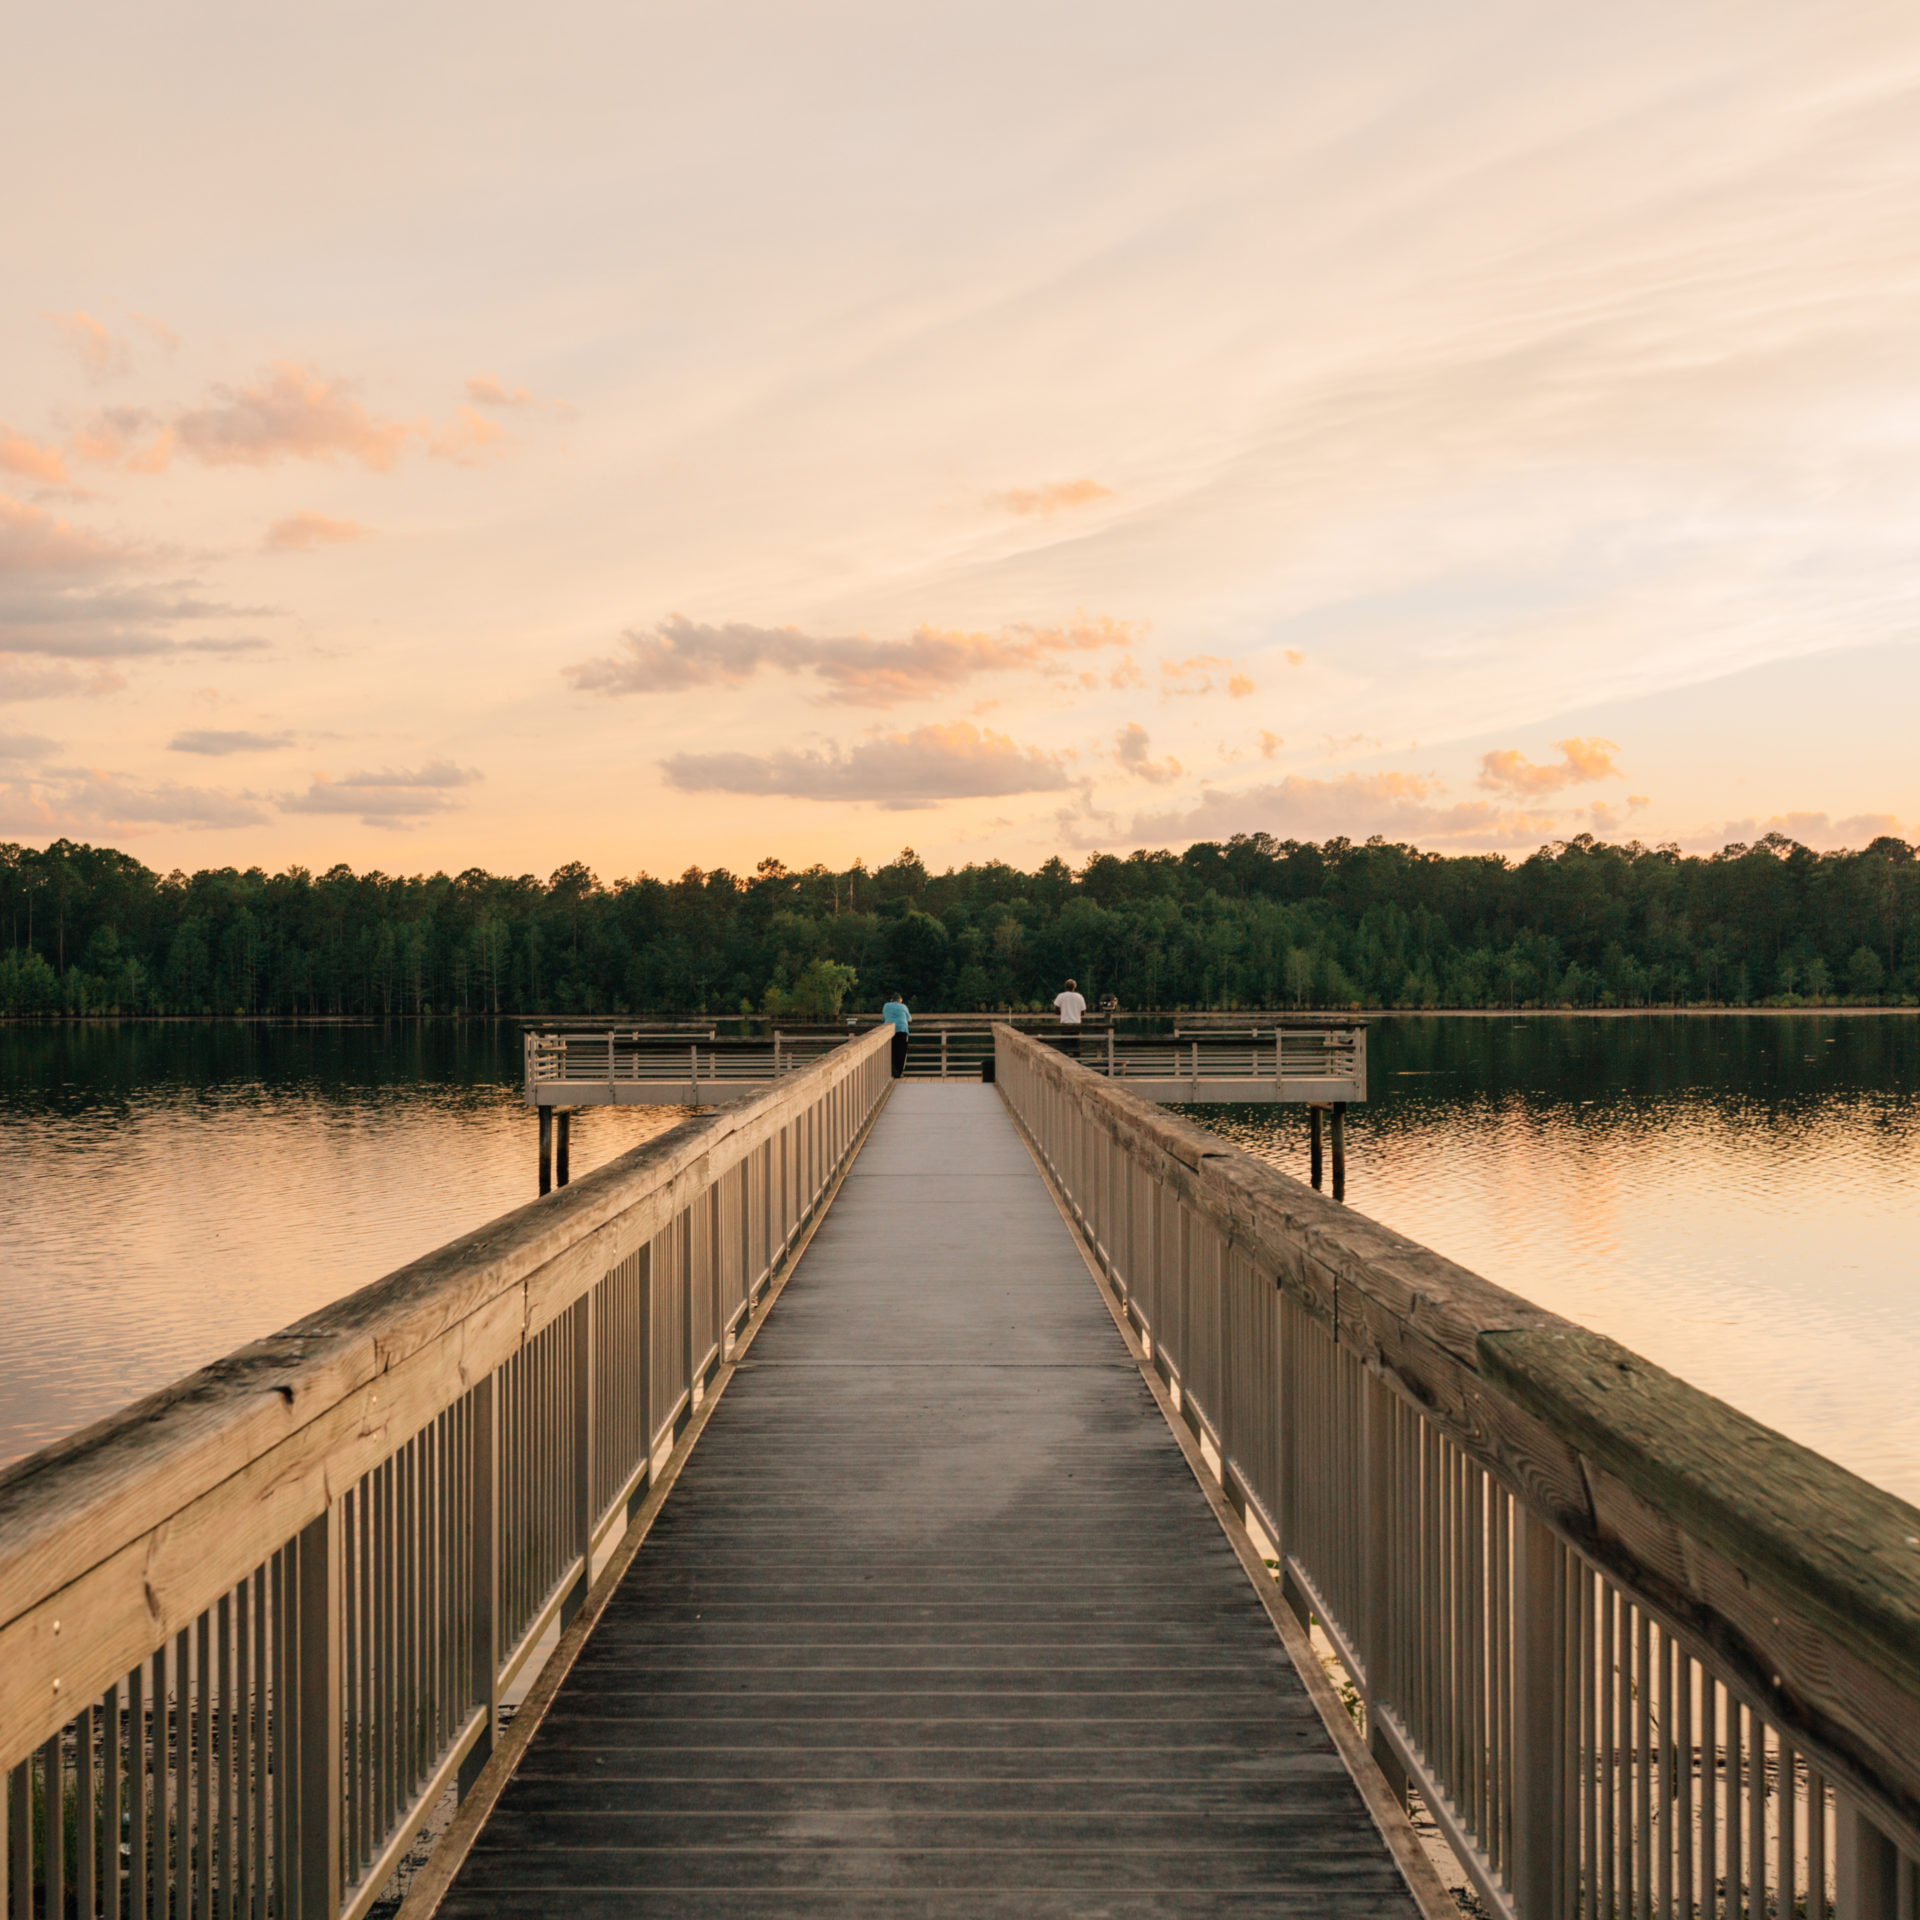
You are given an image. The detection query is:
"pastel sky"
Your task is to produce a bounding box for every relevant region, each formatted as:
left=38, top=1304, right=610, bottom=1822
left=6, top=0, right=1920, bottom=876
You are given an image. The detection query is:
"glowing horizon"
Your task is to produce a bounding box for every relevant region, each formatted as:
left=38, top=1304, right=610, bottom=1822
left=6, top=1, right=1920, bottom=877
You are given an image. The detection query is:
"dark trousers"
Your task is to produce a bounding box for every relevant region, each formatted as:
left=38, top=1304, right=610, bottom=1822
left=890, top=1030, right=909, bottom=1077
left=1059, top=1028, right=1081, bottom=1057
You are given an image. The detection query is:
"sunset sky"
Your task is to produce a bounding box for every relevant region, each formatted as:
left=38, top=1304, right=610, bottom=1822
left=6, top=0, right=1920, bottom=878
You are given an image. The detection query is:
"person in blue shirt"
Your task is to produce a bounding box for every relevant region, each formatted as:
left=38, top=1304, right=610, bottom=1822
left=881, top=993, right=911, bottom=1078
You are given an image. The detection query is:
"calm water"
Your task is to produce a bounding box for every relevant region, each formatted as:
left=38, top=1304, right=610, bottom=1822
left=2, top=1016, right=1916, bottom=1505
left=0, top=1024, right=676, bottom=1465
left=1189, top=1014, right=1920, bottom=1505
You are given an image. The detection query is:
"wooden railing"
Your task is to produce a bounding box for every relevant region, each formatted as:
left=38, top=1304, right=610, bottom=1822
left=0, top=1025, right=892, bottom=1918
left=995, top=1025, right=1920, bottom=1920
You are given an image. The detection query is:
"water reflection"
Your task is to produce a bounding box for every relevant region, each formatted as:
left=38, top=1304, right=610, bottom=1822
left=0, top=1023, right=677, bottom=1464
left=1191, top=1014, right=1920, bottom=1504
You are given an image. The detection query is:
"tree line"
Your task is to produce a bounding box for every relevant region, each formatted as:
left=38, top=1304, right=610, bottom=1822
left=2, top=831, right=1917, bottom=1019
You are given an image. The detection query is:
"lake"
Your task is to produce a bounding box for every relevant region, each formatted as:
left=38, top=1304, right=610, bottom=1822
left=2, top=1015, right=1916, bottom=1505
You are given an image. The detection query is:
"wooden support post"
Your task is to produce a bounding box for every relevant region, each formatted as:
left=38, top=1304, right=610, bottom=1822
left=1510, top=1507, right=1563, bottom=1919
left=1836, top=1799, right=1903, bottom=1919
left=1309, top=1105, right=1323, bottom=1188
left=458, top=1376, right=498, bottom=1801
left=631, top=1243, right=656, bottom=1515
left=295, top=1506, right=342, bottom=1920
left=555, top=1109, right=571, bottom=1188
left=537, top=1106, right=553, bottom=1196
left=1331, top=1101, right=1347, bottom=1202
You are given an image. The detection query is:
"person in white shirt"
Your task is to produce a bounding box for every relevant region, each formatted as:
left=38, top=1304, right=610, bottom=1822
left=1053, top=978, right=1087, bottom=1057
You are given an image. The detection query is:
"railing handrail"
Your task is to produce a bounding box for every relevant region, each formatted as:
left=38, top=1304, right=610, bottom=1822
left=0, top=1025, right=893, bottom=1777
left=992, top=1023, right=1920, bottom=1868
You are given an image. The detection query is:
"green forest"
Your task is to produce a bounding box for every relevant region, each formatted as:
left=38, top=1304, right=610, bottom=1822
left=3, top=831, right=1918, bottom=1018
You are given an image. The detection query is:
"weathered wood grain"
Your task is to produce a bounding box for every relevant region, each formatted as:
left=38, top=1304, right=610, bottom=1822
left=0, top=1030, right=890, bottom=1769
left=997, top=1025, right=1920, bottom=1836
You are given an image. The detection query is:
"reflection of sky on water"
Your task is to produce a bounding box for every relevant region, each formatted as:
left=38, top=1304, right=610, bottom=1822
left=1196, top=1015, right=1920, bottom=1505
left=0, top=1024, right=676, bottom=1465
left=3, top=1017, right=1916, bottom=1507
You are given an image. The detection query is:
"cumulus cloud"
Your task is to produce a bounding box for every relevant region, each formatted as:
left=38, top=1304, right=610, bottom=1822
left=1126, top=769, right=1559, bottom=851
left=0, top=766, right=267, bottom=834
left=662, top=722, right=1073, bottom=808
left=264, top=512, right=374, bottom=552
left=1477, top=736, right=1621, bottom=795
left=49, top=311, right=131, bottom=382
left=278, top=761, right=480, bottom=828
left=170, top=729, right=295, bottom=755
left=567, top=613, right=1142, bottom=708
left=988, top=478, right=1113, bottom=517
left=170, top=363, right=413, bottom=471
left=0, top=429, right=68, bottom=486
left=1113, top=722, right=1181, bottom=785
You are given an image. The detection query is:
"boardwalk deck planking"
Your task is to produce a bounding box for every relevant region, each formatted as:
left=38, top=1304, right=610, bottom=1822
left=439, top=1083, right=1419, bottom=1917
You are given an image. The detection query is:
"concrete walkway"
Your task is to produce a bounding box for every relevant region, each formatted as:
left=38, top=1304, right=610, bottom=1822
left=439, top=1082, right=1419, bottom=1916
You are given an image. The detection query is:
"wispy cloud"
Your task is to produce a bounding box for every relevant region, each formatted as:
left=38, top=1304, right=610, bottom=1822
left=1477, top=736, right=1621, bottom=796
left=568, top=613, right=1142, bottom=708
left=49, top=311, right=131, bottom=382
left=278, top=760, right=481, bottom=828
left=0, top=429, right=68, bottom=486
left=1690, top=810, right=1908, bottom=854
left=1113, top=722, right=1181, bottom=785
left=988, top=478, right=1112, bottom=517
left=72, top=363, right=518, bottom=476
left=170, top=729, right=295, bottom=756
left=0, top=731, right=58, bottom=763
left=264, top=512, right=374, bottom=552
left=0, top=766, right=267, bottom=834
left=467, top=374, right=532, bottom=408
left=1126, top=770, right=1561, bottom=852
left=0, top=656, right=123, bottom=701
left=662, top=722, right=1073, bottom=808
left=1160, top=654, right=1255, bottom=698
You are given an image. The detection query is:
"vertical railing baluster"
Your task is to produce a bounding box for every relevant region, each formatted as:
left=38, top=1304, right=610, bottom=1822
left=1511, top=1507, right=1563, bottom=1918
left=295, top=1507, right=341, bottom=1920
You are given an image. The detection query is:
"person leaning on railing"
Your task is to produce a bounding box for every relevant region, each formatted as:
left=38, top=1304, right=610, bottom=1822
left=881, top=992, right=911, bottom=1078
left=1053, top=978, right=1087, bottom=1058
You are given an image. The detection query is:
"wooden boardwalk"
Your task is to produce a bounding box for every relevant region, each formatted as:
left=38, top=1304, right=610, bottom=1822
left=439, top=1082, right=1419, bottom=1917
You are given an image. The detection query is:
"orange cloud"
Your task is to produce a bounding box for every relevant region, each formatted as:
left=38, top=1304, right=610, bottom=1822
left=1114, top=722, right=1182, bottom=785
left=989, top=478, right=1113, bottom=517
left=0, top=494, right=131, bottom=575
left=1161, top=653, right=1254, bottom=697
left=0, top=429, right=68, bottom=485
left=264, top=512, right=374, bottom=552
left=1477, top=735, right=1621, bottom=795
left=428, top=403, right=509, bottom=466
left=467, top=374, right=533, bottom=408
left=172, top=363, right=413, bottom=470
left=70, top=407, right=173, bottom=472
left=569, top=612, right=1145, bottom=708
left=50, top=311, right=129, bottom=380
left=1259, top=730, right=1283, bottom=758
